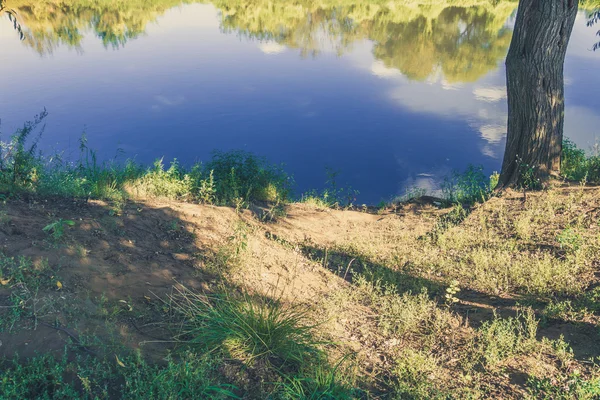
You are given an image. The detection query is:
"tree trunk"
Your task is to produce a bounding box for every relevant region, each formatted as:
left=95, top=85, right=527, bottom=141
left=498, top=0, right=578, bottom=189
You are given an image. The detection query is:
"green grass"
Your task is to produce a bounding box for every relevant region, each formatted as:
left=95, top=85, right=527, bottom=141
left=168, top=285, right=322, bottom=368
left=0, top=113, right=292, bottom=207
left=0, top=351, right=237, bottom=399
left=279, top=358, right=357, bottom=399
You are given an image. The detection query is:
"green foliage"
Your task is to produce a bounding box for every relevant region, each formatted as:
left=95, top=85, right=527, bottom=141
left=0, top=115, right=291, bottom=208
left=0, top=351, right=237, bottom=399
left=115, top=351, right=238, bottom=399
left=205, top=150, right=291, bottom=205
left=442, top=165, right=493, bottom=205
left=43, top=219, right=75, bottom=241
left=301, top=167, right=359, bottom=209
left=477, top=308, right=538, bottom=368
left=561, top=139, right=600, bottom=184
left=280, top=358, right=356, bottom=399
left=557, top=226, right=583, bottom=252
left=168, top=285, right=322, bottom=367
left=527, top=372, right=600, bottom=400
left=0, top=353, right=80, bottom=399
left=517, top=160, right=543, bottom=190
left=0, top=109, right=46, bottom=190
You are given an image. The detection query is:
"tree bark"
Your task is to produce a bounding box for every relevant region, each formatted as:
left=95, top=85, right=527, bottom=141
left=498, top=0, right=578, bottom=188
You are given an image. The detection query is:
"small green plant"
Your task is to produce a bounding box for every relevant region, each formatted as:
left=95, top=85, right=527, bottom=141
left=517, top=160, right=542, bottom=190
left=43, top=219, right=75, bottom=240
left=489, top=171, right=500, bottom=190
left=197, top=169, right=216, bottom=204
left=557, top=226, right=583, bottom=252
left=444, top=279, right=461, bottom=305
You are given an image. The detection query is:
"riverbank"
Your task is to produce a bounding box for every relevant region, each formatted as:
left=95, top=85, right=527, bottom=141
left=1, top=182, right=600, bottom=398
left=2, top=118, right=600, bottom=397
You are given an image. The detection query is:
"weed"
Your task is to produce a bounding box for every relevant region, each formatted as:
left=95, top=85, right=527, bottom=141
left=444, top=279, right=461, bottom=305
left=393, top=349, right=447, bottom=399
left=517, top=159, right=543, bottom=190
left=527, top=371, right=600, bottom=400
left=43, top=219, right=75, bottom=241
left=198, top=168, right=216, bottom=204
left=477, top=308, right=538, bottom=369
left=301, top=167, right=359, bottom=209
left=557, top=226, right=583, bottom=252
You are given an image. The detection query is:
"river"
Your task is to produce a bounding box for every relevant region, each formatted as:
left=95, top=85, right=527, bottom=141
left=1, top=1, right=598, bottom=203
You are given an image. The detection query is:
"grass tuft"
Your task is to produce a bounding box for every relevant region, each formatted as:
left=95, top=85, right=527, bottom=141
left=168, top=285, right=322, bottom=368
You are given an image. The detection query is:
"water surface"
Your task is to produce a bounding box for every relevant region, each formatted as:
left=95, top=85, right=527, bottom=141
left=1, top=1, right=598, bottom=203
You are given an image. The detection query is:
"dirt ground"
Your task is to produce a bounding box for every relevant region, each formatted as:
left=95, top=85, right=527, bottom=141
left=1, top=188, right=599, bottom=397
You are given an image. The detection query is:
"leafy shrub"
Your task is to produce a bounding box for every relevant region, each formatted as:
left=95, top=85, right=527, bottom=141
left=441, top=165, right=493, bottom=205
left=205, top=150, right=291, bottom=205
left=561, top=139, right=600, bottom=183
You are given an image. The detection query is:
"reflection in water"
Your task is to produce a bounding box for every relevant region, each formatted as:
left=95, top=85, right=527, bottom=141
left=5, top=0, right=516, bottom=82
left=1, top=1, right=598, bottom=202
left=3, top=0, right=186, bottom=53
